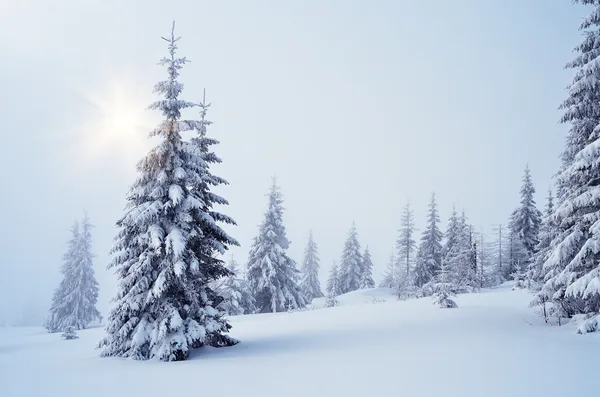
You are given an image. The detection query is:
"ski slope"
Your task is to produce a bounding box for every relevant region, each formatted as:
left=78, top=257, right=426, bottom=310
left=0, top=285, right=597, bottom=397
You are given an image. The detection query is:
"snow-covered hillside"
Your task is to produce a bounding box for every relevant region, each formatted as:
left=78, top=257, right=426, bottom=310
left=0, top=285, right=597, bottom=397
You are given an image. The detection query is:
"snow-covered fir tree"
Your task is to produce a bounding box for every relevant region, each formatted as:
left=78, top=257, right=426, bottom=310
left=528, top=188, right=555, bottom=290
left=413, top=193, right=443, bottom=289
left=61, top=326, right=79, bottom=340
left=443, top=208, right=475, bottom=292
left=508, top=165, right=542, bottom=286
left=535, top=1, right=600, bottom=331
left=216, top=258, right=255, bottom=316
left=326, top=261, right=342, bottom=297
left=299, top=231, right=324, bottom=302
left=360, top=246, right=376, bottom=289
left=379, top=252, right=398, bottom=289
left=247, top=179, right=306, bottom=313
left=98, top=24, right=239, bottom=361
left=396, top=201, right=417, bottom=298
left=339, top=222, right=363, bottom=294
left=46, top=215, right=101, bottom=333
left=432, top=260, right=457, bottom=309
left=325, top=262, right=341, bottom=307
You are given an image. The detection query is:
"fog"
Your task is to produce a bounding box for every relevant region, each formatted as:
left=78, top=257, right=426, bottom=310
left=0, top=0, right=578, bottom=324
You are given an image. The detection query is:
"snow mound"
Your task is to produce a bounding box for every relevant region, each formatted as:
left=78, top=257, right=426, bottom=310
left=311, top=287, right=396, bottom=308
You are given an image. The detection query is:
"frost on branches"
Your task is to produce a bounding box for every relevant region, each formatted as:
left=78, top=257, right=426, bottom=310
left=98, top=23, right=239, bottom=361
left=299, top=231, right=324, bottom=302
left=533, top=0, right=600, bottom=332
left=45, top=215, right=102, bottom=333
left=246, top=179, right=306, bottom=313
left=339, top=222, right=364, bottom=294
left=216, top=258, right=255, bottom=316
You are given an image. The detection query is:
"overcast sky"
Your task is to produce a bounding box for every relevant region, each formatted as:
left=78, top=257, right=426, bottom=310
left=0, top=0, right=584, bottom=323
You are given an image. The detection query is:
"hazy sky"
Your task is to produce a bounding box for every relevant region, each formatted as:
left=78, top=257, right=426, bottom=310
left=0, top=0, right=585, bottom=322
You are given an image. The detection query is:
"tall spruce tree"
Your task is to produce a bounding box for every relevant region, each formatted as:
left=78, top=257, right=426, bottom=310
left=299, top=231, right=324, bottom=302
left=509, top=165, right=542, bottom=284
left=247, top=179, right=306, bottom=313
left=414, top=193, right=443, bottom=289
left=360, top=246, right=376, bottom=289
left=339, top=222, right=363, bottom=294
left=535, top=0, right=600, bottom=331
left=396, top=201, right=417, bottom=278
left=46, top=216, right=102, bottom=333
left=99, top=23, right=238, bottom=361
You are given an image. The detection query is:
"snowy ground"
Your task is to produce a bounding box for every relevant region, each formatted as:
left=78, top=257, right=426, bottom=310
left=1, top=285, right=598, bottom=397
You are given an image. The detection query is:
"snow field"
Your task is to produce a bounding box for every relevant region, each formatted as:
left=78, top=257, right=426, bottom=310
left=0, top=285, right=597, bottom=397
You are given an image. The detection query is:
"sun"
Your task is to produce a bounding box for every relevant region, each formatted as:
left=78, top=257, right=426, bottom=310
left=76, top=79, right=154, bottom=168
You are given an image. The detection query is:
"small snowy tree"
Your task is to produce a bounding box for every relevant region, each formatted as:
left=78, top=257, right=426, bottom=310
left=61, top=326, right=79, bottom=340
left=299, top=231, right=324, bottom=301
left=443, top=207, right=474, bottom=291
left=379, top=252, right=398, bottom=289
left=217, top=258, right=255, bottom=316
left=326, top=261, right=342, bottom=297
left=432, top=261, right=457, bottom=309
left=247, top=179, right=306, bottom=313
left=98, top=23, right=238, bottom=361
left=325, top=262, right=341, bottom=308
left=339, top=222, right=363, bottom=294
left=528, top=188, right=555, bottom=290
left=360, top=246, right=376, bottom=289
left=46, top=215, right=101, bottom=333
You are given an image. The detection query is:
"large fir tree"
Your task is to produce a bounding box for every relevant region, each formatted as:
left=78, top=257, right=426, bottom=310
left=535, top=0, right=600, bottom=331
left=413, top=193, right=443, bottom=288
left=46, top=215, right=101, bottom=333
left=99, top=24, right=238, bottom=361
left=299, top=231, right=324, bottom=302
left=339, top=222, right=363, bottom=294
left=247, top=179, right=306, bottom=313
left=360, top=246, right=376, bottom=289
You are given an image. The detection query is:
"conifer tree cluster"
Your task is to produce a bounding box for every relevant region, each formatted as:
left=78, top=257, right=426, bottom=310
left=337, top=223, right=375, bottom=295
left=531, top=0, right=600, bottom=333
left=98, top=23, right=238, bottom=361
left=216, top=258, right=255, bottom=315
left=46, top=215, right=102, bottom=333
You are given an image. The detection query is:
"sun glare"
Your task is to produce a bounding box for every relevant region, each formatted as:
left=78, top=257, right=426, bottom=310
left=76, top=80, right=154, bottom=169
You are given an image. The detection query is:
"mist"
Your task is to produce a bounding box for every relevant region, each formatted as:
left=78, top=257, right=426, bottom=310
left=0, top=0, right=577, bottom=325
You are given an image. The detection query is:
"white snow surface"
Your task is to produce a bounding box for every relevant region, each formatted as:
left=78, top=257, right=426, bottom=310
left=1, top=284, right=598, bottom=397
